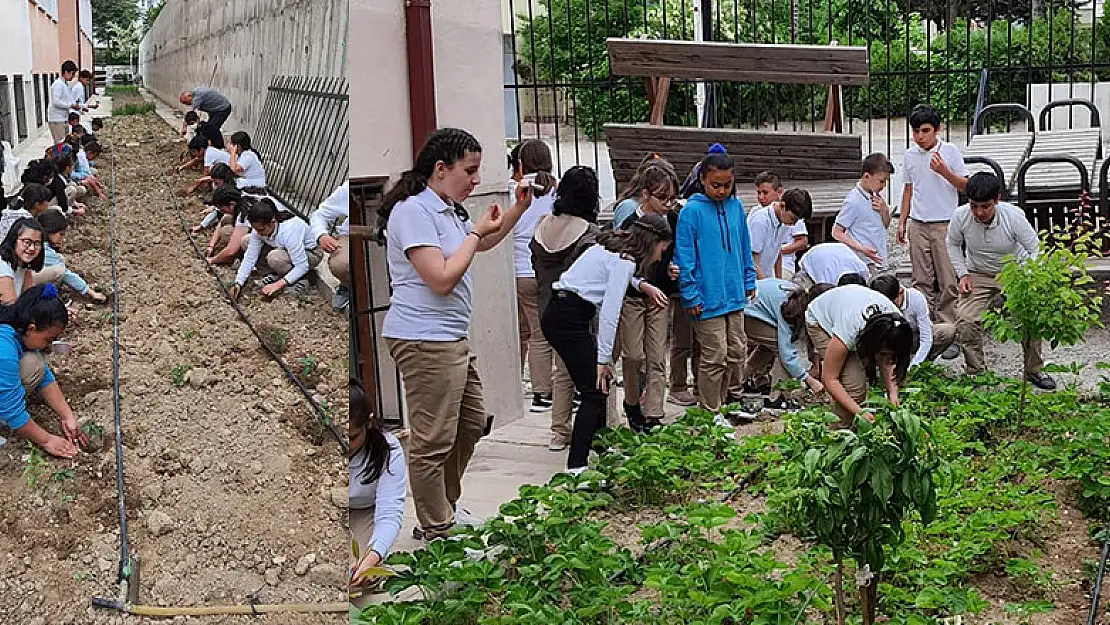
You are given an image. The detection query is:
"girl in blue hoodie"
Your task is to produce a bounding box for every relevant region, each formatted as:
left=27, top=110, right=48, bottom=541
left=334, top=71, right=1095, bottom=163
left=674, top=152, right=757, bottom=413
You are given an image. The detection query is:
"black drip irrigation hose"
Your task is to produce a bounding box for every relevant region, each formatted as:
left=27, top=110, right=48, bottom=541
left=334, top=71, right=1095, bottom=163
left=160, top=169, right=347, bottom=454
left=1088, top=530, right=1110, bottom=625
left=106, top=123, right=133, bottom=592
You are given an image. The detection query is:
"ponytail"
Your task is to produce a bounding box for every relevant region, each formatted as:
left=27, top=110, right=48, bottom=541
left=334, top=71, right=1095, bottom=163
left=377, top=128, right=483, bottom=239
left=856, top=309, right=914, bottom=385
left=781, top=282, right=834, bottom=343
left=517, top=139, right=556, bottom=196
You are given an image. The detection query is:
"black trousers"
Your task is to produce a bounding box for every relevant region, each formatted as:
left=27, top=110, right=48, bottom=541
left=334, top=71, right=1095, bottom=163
left=199, top=106, right=232, bottom=149
left=542, top=290, right=606, bottom=469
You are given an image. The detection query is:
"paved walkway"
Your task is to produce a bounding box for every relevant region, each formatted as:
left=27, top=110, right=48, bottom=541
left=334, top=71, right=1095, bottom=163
left=7, top=97, right=114, bottom=192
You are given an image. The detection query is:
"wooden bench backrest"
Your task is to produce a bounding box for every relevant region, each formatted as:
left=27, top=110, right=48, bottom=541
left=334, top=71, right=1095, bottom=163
left=606, top=38, right=870, bottom=85
left=604, top=124, right=863, bottom=191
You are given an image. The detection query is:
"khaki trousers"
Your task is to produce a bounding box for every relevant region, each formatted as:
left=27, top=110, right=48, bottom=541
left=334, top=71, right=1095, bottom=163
left=20, top=351, right=46, bottom=392
left=48, top=122, right=68, bottom=143
left=692, top=311, right=746, bottom=411
left=919, top=323, right=957, bottom=361
left=669, top=297, right=699, bottom=393
left=619, top=295, right=669, bottom=418
left=550, top=353, right=574, bottom=443
left=386, top=338, right=487, bottom=533
left=956, top=272, right=1043, bottom=376
left=266, top=246, right=324, bottom=278
left=515, top=277, right=553, bottom=394
left=909, top=220, right=958, bottom=323
left=744, top=316, right=790, bottom=391
left=807, top=325, right=867, bottom=426
left=330, top=235, right=350, bottom=285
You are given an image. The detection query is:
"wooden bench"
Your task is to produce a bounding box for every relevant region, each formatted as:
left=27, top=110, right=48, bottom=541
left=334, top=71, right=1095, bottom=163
left=602, top=37, right=869, bottom=243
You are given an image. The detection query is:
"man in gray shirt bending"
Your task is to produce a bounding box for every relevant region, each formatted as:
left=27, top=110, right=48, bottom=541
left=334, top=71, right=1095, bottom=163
left=946, top=172, right=1055, bottom=390
left=178, top=86, right=232, bottom=148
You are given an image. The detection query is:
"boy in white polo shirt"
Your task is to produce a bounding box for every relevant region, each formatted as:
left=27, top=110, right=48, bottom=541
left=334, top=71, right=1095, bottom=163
left=870, top=275, right=956, bottom=366
left=747, top=188, right=813, bottom=279
left=832, top=153, right=895, bottom=271
left=897, top=104, right=969, bottom=326
left=754, top=171, right=808, bottom=276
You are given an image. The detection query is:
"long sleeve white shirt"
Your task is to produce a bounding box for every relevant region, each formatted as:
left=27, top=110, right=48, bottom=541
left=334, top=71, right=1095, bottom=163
left=235, top=217, right=318, bottom=285
left=552, top=244, right=636, bottom=364
left=310, top=181, right=349, bottom=240
left=900, top=287, right=934, bottom=366
left=349, top=432, right=407, bottom=559
left=70, top=83, right=87, bottom=111
left=48, top=78, right=75, bottom=123
left=946, top=201, right=1039, bottom=278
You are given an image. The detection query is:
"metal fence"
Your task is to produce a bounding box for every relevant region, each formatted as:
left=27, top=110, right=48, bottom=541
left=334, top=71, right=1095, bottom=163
left=503, top=0, right=1110, bottom=178
left=350, top=177, right=404, bottom=428
left=253, top=75, right=349, bottom=218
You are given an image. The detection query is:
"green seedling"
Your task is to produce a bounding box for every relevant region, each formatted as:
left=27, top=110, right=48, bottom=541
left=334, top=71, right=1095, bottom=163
left=181, top=329, right=197, bottom=340
left=51, top=468, right=75, bottom=484
left=170, top=364, right=192, bottom=388
left=22, top=446, right=46, bottom=490
left=265, top=327, right=288, bottom=354
left=297, top=355, right=318, bottom=378
left=111, top=102, right=156, bottom=116
left=80, top=421, right=104, bottom=438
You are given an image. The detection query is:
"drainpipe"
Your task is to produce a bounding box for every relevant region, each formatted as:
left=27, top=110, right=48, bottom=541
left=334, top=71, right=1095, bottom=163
left=405, top=0, right=437, bottom=157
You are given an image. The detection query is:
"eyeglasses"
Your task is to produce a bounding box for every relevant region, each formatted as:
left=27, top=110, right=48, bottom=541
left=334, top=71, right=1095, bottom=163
left=17, top=238, right=42, bottom=249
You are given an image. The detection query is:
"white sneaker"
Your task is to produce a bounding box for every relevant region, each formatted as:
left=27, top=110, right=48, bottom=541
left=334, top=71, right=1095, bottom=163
left=453, top=507, right=484, bottom=528
left=567, top=466, right=588, bottom=476
left=713, top=414, right=736, bottom=431
left=548, top=436, right=568, bottom=452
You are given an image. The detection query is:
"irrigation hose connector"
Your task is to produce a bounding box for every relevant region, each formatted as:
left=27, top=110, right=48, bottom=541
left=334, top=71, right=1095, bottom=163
left=91, top=597, right=349, bottom=617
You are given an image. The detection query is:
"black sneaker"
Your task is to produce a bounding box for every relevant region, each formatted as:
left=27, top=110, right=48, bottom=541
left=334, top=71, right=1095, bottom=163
left=332, top=285, right=349, bottom=311
left=743, top=381, right=772, bottom=395
left=1026, top=371, right=1057, bottom=391
left=530, top=393, right=553, bottom=413
left=624, top=402, right=647, bottom=433
left=259, top=274, right=280, bottom=286
left=763, top=396, right=798, bottom=411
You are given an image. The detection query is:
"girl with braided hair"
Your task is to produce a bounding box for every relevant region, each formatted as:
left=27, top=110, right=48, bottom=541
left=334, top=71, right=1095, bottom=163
left=542, top=212, right=672, bottom=472
left=379, top=127, right=534, bottom=540
left=804, top=284, right=914, bottom=426
left=0, top=284, right=85, bottom=458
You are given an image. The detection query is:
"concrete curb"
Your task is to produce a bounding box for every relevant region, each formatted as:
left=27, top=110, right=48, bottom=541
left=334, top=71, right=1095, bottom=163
left=140, top=89, right=343, bottom=307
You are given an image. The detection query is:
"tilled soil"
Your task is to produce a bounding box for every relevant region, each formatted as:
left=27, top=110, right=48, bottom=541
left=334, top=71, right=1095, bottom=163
left=0, top=114, right=348, bottom=624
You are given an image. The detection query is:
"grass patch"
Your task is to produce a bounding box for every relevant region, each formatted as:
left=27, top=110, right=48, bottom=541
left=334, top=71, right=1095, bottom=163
left=105, top=85, right=139, bottom=96
left=112, top=101, right=156, bottom=117
left=170, top=364, right=192, bottom=388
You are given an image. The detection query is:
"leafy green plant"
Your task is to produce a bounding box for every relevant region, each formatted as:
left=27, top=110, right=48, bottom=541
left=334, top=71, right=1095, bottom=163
left=169, top=364, right=191, bottom=387
left=80, top=421, right=104, bottom=438
left=111, top=101, right=156, bottom=117
left=22, top=446, right=46, bottom=490
left=983, top=232, right=1103, bottom=427
left=262, top=326, right=288, bottom=354
left=296, top=355, right=317, bottom=378
left=104, top=85, right=139, bottom=96
left=772, top=409, right=942, bottom=624
left=180, top=329, right=197, bottom=340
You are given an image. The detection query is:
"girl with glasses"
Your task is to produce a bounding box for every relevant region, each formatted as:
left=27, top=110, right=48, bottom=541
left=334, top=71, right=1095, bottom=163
left=0, top=218, right=47, bottom=305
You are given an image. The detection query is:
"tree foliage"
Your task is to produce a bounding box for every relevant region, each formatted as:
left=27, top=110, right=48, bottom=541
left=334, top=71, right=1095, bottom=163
left=91, top=0, right=138, bottom=44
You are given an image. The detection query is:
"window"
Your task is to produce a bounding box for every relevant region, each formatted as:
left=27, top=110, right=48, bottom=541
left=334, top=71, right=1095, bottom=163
left=0, top=77, right=12, bottom=144
left=13, top=76, right=27, bottom=140
left=32, top=74, right=42, bottom=127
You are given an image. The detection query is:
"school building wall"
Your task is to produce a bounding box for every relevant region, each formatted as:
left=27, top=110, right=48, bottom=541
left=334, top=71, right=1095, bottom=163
left=138, top=0, right=347, bottom=136
left=0, top=0, right=68, bottom=153
left=355, top=0, right=525, bottom=426
left=56, top=0, right=94, bottom=72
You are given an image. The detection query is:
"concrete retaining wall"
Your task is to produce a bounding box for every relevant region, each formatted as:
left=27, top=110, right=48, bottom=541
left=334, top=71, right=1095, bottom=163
left=138, top=0, right=347, bottom=135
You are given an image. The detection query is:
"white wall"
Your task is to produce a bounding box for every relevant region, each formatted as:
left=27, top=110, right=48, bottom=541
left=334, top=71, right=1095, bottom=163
left=0, top=0, right=34, bottom=76
left=1028, top=82, right=1110, bottom=142
left=357, top=0, right=523, bottom=425
left=139, top=0, right=347, bottom=135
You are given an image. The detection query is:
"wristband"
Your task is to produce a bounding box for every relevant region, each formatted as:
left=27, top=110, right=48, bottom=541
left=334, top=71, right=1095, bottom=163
left=468, top=231, right=484, bottom=241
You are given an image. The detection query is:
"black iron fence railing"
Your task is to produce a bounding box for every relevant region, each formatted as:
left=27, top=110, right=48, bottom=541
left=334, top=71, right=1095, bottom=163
left=503, top=0, right=1110, bottom=175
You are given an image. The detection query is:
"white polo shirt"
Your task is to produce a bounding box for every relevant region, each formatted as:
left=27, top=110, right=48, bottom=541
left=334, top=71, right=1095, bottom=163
left=747, top=205, right=790, bottom=277
left=382, top=187, right=474, bottom=341
left=899, top=287, right=934, bottom=366
left=204, top=147, right=230, bottom=169
left=512, top=185, right=556, bottom=278
left=234, top=150, right=267, bottom=188
left=834, top=185, right=888, bottom=266
left=902, top=140, right=969, bottom=223
left=47, top=77, right=75, bottom=123
left=781, top=219, right=808, bottom=272
left=797, top=242, right=870, bottom=285
left=805, top=284, right=899, bottom=350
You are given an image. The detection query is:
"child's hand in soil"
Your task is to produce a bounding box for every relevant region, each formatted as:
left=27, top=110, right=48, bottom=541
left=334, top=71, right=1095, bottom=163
left=41, top=433, right=79, bottom=459
left=60, top=413, right=88, bottom=449
left=227, top=284, right=242, bottom=301
left=86, top=290, right=107, bottom=305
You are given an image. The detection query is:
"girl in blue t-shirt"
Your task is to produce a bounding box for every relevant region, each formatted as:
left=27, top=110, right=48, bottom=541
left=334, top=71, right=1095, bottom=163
left=0, top=284, right=84, bottom=458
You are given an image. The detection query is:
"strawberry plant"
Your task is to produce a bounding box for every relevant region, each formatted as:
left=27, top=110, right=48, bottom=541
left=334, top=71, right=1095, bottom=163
left=772, top=408, right=942, bottom=624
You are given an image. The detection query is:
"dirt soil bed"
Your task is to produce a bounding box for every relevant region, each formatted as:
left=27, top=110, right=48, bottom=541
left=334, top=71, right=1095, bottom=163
left=0, top=114, right=348, bottom=624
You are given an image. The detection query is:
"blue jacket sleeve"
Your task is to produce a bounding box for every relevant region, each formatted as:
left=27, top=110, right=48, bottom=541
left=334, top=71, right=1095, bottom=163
left=0, top=345, right=30, bottom=430
left=775, top=307, right=808, bottom=380
left=736, top=200, right=757, bottom=292
left=674, top=208, right=701, bottom=311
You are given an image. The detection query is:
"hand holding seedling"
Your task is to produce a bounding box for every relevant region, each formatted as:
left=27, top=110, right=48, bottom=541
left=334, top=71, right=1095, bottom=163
left=351, top=550, right=383, bottom=585
left=60, top=411, right=88, bottom=449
